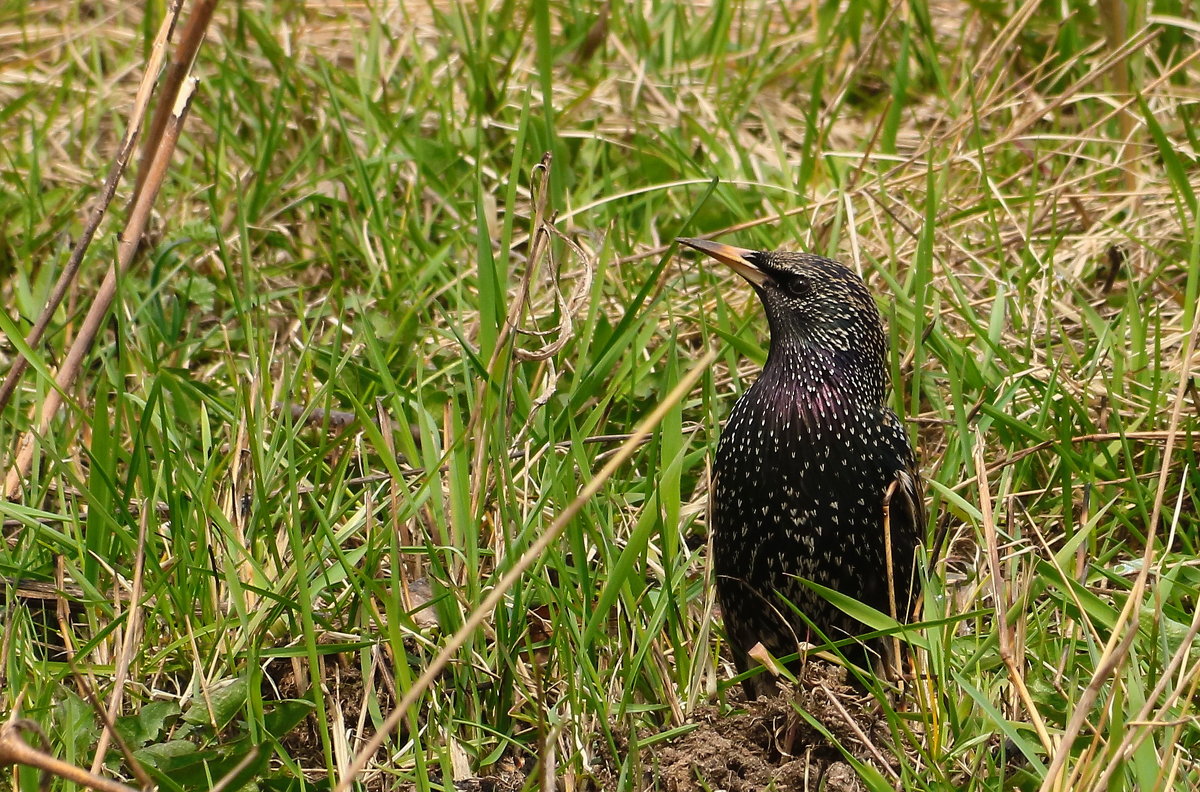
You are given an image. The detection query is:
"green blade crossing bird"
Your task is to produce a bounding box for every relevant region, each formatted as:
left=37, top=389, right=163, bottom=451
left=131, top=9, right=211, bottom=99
left=679, top=237, right=924, bottom=698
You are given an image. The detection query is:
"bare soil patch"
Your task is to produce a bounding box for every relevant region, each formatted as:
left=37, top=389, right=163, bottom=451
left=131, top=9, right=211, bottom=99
left=636, top=662, right=902, bottom=792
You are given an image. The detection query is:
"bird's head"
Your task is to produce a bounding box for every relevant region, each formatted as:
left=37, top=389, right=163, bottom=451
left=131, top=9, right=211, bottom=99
left=678, top=237, right=887, bottom=374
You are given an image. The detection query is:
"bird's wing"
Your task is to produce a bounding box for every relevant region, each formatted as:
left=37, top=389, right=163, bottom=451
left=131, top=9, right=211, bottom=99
left=882, top=408, right=925, bottom=621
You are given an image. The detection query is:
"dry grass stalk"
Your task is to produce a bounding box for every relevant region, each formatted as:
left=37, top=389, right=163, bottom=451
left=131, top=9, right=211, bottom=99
left=0, top=718, right=138, bottom=792
left=3, top=75, right=200, bottom=498
left=0, top=0, right=185, bottom=417
left=4, top=0, right=220, bottom=499
left=87, top=511, right=150, bottom=776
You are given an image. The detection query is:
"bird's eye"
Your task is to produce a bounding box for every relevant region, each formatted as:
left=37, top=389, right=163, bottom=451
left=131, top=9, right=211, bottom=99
left=783, top=276, right=809, bottom=298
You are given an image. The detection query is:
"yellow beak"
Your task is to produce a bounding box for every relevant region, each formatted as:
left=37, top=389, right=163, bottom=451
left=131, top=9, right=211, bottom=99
left=676, top=238, right=769, bottom=287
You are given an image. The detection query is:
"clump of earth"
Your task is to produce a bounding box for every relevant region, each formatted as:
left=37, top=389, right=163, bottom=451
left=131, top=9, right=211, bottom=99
left=636, top=661, right=906, bottom=792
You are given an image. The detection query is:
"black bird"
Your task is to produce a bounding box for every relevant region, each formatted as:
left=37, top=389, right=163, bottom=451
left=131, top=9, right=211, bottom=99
left=679, top=238, right=924, bottom=697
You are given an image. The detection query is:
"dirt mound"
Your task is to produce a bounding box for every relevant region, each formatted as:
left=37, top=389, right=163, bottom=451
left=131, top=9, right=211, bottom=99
left=644, top=662, right=901, bottom=792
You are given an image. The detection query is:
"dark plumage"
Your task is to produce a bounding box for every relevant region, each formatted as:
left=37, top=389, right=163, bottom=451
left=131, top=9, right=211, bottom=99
left=678, top=238, right=923, bottom=697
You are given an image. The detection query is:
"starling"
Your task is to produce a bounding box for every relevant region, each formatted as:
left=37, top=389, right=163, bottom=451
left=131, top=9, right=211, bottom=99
left=678, top=238, right=923, bottom=697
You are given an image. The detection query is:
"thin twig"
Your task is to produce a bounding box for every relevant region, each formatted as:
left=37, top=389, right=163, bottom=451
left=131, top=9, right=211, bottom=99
left=5, top=77, right=201, bottom=498
left=0, top=0, right=185, bottom=416
left=130, top=0, right=219, bottom=207
left=0, top=719, right=139, bottom=792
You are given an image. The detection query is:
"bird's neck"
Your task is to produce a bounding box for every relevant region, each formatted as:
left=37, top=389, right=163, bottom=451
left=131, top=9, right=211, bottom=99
left=760, top=337, right=887, bottom=407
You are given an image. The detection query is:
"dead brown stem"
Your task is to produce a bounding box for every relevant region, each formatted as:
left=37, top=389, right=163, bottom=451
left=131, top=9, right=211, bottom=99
left=5, top=74, right=200, bottom=498
left=0, top=719, right=139, bottom=792
left=0, top=0, right=185, bottom=417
